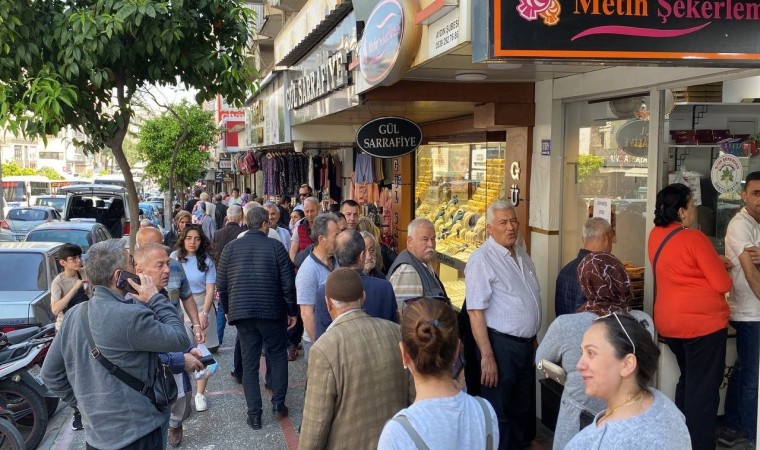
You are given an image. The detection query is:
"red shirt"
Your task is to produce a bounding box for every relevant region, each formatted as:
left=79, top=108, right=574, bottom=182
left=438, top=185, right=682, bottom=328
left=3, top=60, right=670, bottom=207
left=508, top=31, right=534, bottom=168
left=648, top=223, right=732, bottom=338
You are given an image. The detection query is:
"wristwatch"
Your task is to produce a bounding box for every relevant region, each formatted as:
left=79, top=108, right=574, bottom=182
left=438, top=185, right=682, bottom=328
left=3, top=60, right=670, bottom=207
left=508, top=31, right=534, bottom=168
left=201, top=311, right=209, bottom=317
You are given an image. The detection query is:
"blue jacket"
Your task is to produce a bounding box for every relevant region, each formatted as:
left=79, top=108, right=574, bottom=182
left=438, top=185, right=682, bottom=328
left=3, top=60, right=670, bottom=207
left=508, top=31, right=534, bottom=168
left=313, top=269, right=398, bottom=341
left=554, top=249, right=591, bottom=317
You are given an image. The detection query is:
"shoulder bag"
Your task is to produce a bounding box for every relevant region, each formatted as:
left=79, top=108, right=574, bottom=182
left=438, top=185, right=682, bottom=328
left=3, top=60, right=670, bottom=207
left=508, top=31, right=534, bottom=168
left=391, top=396, right=494, bottom=450
left=81, top=302, right=177, bottom=411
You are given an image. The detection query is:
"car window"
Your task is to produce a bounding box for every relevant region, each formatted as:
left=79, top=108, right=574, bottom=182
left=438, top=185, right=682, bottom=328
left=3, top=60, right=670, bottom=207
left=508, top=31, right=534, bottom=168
left=35, top=198, right=65, bottom=212
left=26, top=229, right=92, bottom=252
left=8, top=209, right=47, bottom=221
left=0, top=253, right=46, bottom=290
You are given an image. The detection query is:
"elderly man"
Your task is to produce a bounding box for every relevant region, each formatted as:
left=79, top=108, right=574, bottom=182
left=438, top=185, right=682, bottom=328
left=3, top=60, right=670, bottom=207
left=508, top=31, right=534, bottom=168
left=264, top=201, right=291, bottom=250
left=340, top=199, right=361, bottom=229
left=289, top=196, right=319, bottom=262
left=42, top=239, right=190, bottom=450
left=555, top=217, right=613, bottom=316
left=313, top=229, right=397, bottom=340
left=212, top=205, right=244, bottom=347
left=299, top=268, right=413, bottom=449
left=388, top=218, right=448, bottom=309
left=213, top=194, right=228, bottom=230
left=466, top=200, right=541, bottom=450
left=133, top=242, right=204, bottom=448
left=296, top=213, right=339, bottom=360
left=217, top=207, right=297, bottom=430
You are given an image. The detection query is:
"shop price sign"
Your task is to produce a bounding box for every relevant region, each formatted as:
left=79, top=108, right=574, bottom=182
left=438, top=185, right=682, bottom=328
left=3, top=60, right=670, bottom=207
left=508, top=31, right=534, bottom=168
left=356, top=117, right=422, bottom=158
left=481, top=0, right=760, bottom=65
left=711, top=154, right=743, bottom=193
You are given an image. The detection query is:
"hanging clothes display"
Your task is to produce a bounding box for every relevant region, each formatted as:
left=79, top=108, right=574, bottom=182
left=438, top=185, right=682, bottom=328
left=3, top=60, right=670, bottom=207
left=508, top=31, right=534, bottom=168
left=260, top=152, right=310, bottom=197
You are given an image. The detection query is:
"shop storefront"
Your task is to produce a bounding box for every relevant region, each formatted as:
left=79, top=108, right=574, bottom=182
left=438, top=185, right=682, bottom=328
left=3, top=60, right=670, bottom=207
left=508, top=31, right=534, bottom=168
left=474, top=0, right=760, bottom=438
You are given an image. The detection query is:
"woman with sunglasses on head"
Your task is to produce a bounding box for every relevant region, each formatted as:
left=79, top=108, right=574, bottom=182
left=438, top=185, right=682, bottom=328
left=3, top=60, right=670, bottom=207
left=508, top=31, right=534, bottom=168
left=378, top=298, right=499, bottom=450
left=565, top=313, right=690, bottom=449
left=648, top=183, right=732, bottom=450
left=171, top=224, right=218, bottom=412
left=536, top=252, right=654, bottom=449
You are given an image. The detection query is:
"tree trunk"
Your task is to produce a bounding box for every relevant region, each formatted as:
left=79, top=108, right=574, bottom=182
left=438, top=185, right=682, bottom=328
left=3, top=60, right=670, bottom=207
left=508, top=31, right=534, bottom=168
left=108, top=119, right=138, bottom=251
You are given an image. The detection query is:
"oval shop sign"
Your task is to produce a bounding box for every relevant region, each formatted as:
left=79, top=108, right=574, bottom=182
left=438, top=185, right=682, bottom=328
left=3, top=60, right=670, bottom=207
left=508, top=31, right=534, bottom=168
left=356, top=117, right=422, bottom=158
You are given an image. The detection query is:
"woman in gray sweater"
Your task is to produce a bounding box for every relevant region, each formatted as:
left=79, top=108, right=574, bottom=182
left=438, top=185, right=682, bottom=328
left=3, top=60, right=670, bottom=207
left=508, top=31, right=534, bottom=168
left=536, top=252, right=653, bottom=449
left=565, top=313, right=690, bottom=449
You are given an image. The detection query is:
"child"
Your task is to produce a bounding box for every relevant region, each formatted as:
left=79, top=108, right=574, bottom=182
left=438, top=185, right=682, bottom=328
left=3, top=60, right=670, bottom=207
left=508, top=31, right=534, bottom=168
left=50, top=242, right=91, bottom=431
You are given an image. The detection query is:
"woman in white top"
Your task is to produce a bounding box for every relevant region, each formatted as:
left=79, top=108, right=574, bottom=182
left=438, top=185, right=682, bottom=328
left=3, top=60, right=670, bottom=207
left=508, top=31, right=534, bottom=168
left=378, top=298, right=499, bottom=449
left=170, top=224, right=217, bottom=412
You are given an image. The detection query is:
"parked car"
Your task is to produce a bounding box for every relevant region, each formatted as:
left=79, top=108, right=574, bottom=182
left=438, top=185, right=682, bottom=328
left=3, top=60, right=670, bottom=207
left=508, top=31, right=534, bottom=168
left=60, top=184, right=132, bottom=238
left=34, top=195, right=66, bottom=213
left=0, top=207, right=61, bottom=242
left=0, top=242, right=63, bottom=330
left=146, top=196, right=165, bottom=215
left=24, top=220, right=112, bottom=253
left=139, top=202, right=161, bottom=228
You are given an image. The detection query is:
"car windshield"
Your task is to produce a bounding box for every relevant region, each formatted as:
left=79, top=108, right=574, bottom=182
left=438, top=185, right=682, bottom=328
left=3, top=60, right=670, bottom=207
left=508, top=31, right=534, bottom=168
left=35, top=198, right=65, bottom=212
left=26, top=229, right=91, bottom=252
left=0, top=253, right=46, bottom=290
left=7, top=209, right=47, bottom=221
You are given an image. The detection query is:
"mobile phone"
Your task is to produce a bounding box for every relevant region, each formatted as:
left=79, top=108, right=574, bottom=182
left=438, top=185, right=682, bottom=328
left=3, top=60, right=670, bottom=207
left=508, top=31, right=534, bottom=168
left=198, top=355, right=216, bottom=367
left=537, top=359, right=566, bottom=385
left=450, top=350, right=466, bottom=379
left=116, top=270, right=141, bottom=294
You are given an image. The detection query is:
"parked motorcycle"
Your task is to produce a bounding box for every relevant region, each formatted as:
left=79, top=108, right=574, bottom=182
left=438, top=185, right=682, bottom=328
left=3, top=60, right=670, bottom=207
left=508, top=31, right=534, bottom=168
left=0, top=324, right=57, bottom=449
left=0, top=405, right=25, bottom=450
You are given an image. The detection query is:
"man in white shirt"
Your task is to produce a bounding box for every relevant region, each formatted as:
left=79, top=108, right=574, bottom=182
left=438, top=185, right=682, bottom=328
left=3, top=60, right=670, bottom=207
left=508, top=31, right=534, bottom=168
left=466, top=200, right=541, bottom=450
left=264, top=201, right=291, bottom=250
left=721, top=171, right=760, bottom=448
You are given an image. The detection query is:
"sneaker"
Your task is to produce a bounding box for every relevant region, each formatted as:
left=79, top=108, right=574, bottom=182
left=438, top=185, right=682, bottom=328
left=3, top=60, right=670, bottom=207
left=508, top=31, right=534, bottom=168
left=194, top=393, right=208, bottom=412
left=718, top=427, right=748, bottom=448
left=71, top=410, right=83, bottom=431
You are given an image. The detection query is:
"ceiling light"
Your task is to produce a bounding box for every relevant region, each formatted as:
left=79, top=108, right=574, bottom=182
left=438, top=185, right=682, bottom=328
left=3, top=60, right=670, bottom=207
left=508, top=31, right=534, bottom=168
left=487, top=63, right=523, bottom=70
left=455, top=71, right=487, bottom=81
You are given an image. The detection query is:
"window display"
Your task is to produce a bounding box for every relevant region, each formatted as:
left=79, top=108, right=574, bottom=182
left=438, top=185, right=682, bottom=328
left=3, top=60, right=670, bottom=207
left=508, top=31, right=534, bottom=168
left=414, top=142, right=506, bottom=307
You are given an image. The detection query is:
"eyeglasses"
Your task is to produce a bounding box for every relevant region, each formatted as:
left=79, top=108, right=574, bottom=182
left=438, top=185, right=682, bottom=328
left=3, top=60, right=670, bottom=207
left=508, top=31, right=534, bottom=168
left=597, top=312, right=635, bottom=355
left=65, top=256, right=81, bottom=261
left=299, top=192, right=308, bottom=197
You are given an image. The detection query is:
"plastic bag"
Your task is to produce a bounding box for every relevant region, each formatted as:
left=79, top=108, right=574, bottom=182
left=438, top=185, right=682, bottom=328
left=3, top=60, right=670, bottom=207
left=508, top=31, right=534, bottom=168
left=192, top=343, right=219, bottom=380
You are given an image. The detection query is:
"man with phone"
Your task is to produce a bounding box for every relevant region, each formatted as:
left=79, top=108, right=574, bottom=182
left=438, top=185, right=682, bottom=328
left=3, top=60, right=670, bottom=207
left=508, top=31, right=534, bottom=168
left=132, top=241, right=205, bottom=448
left=42, top=239, right=190, bottom=450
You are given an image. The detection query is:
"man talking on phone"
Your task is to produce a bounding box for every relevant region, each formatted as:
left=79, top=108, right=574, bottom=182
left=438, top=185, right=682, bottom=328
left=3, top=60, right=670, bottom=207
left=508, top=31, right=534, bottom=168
left=132, top=242, right=204, bottom=448
left=42, top=239, right=190, bottom=450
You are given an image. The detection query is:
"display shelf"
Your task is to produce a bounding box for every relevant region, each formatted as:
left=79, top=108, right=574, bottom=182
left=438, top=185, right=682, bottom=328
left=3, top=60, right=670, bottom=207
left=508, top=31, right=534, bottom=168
left=668, top=144, right=719, bottom=148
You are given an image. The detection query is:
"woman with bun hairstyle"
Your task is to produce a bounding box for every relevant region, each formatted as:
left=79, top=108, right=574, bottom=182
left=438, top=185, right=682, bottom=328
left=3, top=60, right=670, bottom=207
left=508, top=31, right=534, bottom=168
left=647, top=182, right=732, bottom=450
left=565, top=313, right=690, bottom=449
left=378, top=298, right=498, bottom=449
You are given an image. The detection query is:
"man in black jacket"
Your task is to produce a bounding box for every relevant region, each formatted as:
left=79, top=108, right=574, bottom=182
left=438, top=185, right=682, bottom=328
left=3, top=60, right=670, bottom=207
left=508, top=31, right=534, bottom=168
left=216, top=206, right=297, bottom=430
left=213, top=194, right=228, bottom=230
left=212, top=205, right=244, bottom=347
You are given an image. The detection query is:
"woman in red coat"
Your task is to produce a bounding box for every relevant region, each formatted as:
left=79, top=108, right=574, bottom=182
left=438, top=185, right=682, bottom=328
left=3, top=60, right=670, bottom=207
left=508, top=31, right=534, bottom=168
left=648, top=183, right=732, bottom=450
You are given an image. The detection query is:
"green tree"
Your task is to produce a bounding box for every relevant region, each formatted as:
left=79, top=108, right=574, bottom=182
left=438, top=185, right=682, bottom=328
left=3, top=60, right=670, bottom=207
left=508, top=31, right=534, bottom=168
left=138, top=102, right=215, bottom=192
left=577, top=154, right=605, bottom=183
left=0, top=0, right=257, bottom=247
left=35, top=167, right=64, bottom=180
left=1, top=162, right=35, bottom=176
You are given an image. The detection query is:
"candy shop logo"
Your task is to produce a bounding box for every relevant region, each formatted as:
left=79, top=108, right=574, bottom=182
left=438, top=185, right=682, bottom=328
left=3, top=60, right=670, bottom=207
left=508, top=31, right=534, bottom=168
left=515, top=0, right=760, bottom=39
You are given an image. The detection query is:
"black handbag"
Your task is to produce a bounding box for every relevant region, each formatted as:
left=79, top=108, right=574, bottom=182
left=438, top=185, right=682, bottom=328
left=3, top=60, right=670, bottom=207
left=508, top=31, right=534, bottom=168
left=81, top=302, right=178, bottom=410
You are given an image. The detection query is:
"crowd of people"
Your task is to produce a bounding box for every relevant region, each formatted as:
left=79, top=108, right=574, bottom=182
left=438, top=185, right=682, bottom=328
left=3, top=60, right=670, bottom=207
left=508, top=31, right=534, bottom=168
left=38, top=175, right=759, bottom=450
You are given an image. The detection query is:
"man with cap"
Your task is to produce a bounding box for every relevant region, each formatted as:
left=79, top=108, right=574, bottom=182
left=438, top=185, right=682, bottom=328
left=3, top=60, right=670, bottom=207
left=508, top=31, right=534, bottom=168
left=299, top=268, right=413, bottom=450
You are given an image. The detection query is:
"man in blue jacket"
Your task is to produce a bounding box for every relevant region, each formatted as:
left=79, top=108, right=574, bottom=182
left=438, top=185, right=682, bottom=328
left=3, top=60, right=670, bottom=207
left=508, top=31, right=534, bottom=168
left=216, top=206, right=297, bottom=430
left=314, top=229, right=398, bottom=341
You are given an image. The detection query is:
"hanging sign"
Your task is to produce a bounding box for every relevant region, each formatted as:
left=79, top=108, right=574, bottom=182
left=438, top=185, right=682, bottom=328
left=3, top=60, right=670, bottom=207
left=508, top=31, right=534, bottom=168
left=356, top=117, right=422, bottom=158
left=593, top=198, right=612, bottom=223
left=711, top=154, right=743, bottom=193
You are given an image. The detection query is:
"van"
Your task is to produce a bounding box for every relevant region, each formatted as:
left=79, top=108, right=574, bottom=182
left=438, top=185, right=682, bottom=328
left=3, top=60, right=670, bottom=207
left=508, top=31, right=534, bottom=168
left=60, top=185, right=133, bottom=238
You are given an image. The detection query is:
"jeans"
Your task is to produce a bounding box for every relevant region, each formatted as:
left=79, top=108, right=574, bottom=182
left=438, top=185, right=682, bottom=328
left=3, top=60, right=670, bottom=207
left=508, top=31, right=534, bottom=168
left=216, top=307, right=226, bottom=345
left=665, top=328, right=727, bottom=450
left=724, top=321, right=759, bottom=443
left=236, top=318, right=288, bottom=418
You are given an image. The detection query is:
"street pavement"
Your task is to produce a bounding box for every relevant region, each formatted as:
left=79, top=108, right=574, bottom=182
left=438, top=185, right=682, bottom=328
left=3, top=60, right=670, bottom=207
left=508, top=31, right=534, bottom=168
left=39, top=325, right=307, bottom=450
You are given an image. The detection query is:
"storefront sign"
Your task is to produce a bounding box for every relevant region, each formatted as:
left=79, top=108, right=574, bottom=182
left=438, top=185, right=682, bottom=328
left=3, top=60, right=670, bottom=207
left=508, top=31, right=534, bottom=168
left=428, top=9, right=460, bottom=58
left=711, top=154, right=743, bottom=193
left=219, top=159, right=232, bottom=170
left=358, top=0, right=422, bottom=91
left=478, top=0, right=760, bottom=64
left=541, top=140, right=551, bottom=155
left=286, top=49, right=350, bottom=110
left=356, top=117, right=422, bottom=158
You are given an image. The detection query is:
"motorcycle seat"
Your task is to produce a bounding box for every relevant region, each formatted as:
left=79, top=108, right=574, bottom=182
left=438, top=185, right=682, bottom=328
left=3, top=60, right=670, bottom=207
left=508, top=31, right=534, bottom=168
left=4, top=327, right=40, bottom=345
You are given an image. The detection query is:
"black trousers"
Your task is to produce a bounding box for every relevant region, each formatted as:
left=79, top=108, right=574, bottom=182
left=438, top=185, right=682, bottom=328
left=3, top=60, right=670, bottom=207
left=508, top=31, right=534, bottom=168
left=479, top=329, right=535, bottom=450
left=664, top=327, right=727, bottom=450
left=236, top=318, right=288, bottom=418
left=86, top=426, right=162, bottom=450
left=287, top=305, right=303, bottom=347
left=233, top=335, right=272, bottom=386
